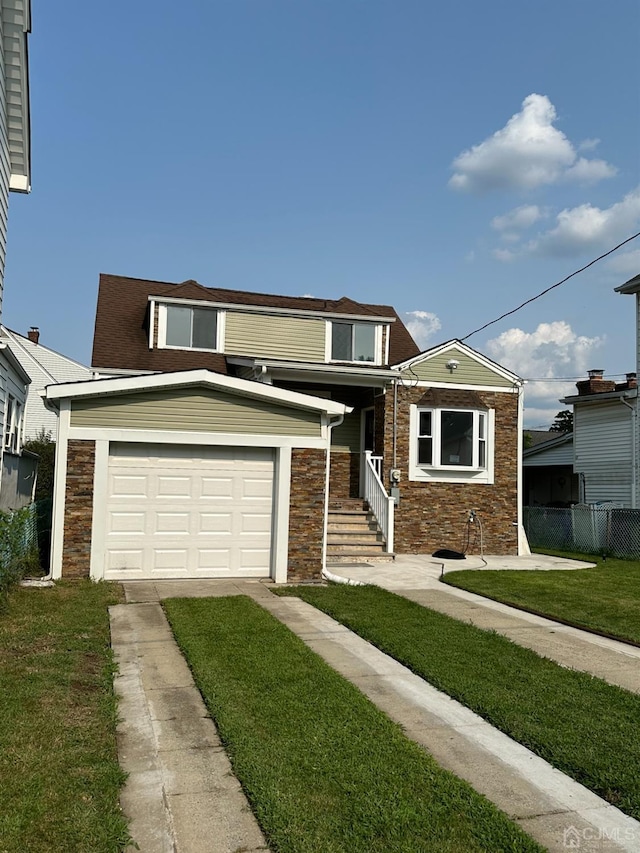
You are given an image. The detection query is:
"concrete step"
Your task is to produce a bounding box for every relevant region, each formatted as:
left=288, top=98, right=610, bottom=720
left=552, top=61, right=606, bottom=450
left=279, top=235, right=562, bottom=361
left=327, top=542, right=387, bottom=555
left=325, top=553, right=395, bottom=564
left=327, top=521, right=380, bottom=533
left=327, top=533, right=385, bottom=545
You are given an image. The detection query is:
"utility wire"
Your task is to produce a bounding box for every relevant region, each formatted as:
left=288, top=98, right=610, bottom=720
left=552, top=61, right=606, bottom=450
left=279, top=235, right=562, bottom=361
left=461, top=231, right=640, bottom=341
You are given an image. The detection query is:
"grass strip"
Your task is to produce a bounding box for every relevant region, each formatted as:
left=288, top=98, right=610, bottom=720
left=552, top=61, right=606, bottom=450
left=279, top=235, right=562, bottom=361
left=444, top=553, right=640, bottom=644
left=164, top=595, right=541, bottom=853
left=0, top=581, right=129, bottom=853
left=278, top=583, right=640, bottom=821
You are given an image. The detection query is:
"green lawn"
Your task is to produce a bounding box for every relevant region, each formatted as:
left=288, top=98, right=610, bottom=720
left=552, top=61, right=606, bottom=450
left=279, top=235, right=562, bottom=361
left=443, top=552, right=640, bottom=644
left=0, top=581, right=130, bottom=853
left=278, top=583, right=640, bottom=821
left=164, top=595, right=542, bottom=853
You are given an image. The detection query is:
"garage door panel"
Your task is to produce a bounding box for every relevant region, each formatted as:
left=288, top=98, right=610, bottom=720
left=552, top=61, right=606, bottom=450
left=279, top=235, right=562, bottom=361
left=110, top=475, right=149, bottom=498
left=155, top=512, right=190, bottom=534
left=201, top=477, right=234, bottom=498
left=109, top=512, right=146, bottom=534
left=104, top=443, right=275, bottom=579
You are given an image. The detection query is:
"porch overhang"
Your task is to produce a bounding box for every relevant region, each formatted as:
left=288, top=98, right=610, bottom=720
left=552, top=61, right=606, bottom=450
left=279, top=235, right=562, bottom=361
left=227, top=356, right=397, bottom=388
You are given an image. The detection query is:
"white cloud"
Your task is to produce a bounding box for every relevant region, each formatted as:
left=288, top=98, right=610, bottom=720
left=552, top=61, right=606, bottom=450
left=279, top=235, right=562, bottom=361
left=492, top=247, right=516, bottom=262
left=527, top=186, right=640, bottom=257
left=564, top=157, right=617, bottom=184
left=486, top=321, right=604, bottom=411
left=449, top=94, right=616, bottom=193
left=405, top=310, right=441, bottom=349
left=607, top=248, right=640, bottom=277
left=491, top=205, right=545, bottom=232
left=578, top=138, right=600, bottom=152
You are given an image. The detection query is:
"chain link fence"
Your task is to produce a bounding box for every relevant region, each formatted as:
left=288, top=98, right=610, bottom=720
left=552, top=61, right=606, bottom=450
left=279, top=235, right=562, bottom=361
left=0, top=499, right=52, bottom=593
left=524, top=505, right=640, bottom=558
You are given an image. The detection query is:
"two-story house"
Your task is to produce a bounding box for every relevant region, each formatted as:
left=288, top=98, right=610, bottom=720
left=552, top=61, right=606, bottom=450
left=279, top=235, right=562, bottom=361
left=0, top=0, right=31, bottom=509
left=45, top=273, right=527, bottom=583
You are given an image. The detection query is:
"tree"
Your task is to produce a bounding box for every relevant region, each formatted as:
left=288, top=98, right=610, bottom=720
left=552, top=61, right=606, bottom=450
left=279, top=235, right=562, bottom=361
left=549, top=410, right=573, bottom=433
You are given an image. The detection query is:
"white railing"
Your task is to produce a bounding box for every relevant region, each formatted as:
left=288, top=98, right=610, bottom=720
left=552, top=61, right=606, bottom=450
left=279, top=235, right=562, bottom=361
left=363, top=451, right=394, bottom=553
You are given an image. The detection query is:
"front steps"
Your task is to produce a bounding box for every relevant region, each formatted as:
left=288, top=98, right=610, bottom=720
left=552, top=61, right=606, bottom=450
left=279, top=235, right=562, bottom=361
left=326, top=499, right=394, bottom=563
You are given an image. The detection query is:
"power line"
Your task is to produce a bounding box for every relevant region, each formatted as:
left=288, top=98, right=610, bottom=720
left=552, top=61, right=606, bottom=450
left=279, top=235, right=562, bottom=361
left=524, top=373, right=631, bottom=382
left=461, top=231, right=640, bottom=341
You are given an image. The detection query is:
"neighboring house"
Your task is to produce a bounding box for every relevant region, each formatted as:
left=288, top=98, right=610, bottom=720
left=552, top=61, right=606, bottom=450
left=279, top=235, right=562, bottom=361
left=0, top=0, right=31, bottom=509
left=560, top=369, right=637, bottom=507
left=523, top=431, right=577, bottom=507
left=0, top=325, right=93, bottom=439
left=0, top=341, right=33, bottom=509
left=45, top=273, right=527, bottom=583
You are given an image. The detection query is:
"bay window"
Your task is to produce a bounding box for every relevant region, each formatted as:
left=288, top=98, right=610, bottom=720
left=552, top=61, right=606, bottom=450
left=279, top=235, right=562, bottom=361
left=411, top=405, right=493, bottom=483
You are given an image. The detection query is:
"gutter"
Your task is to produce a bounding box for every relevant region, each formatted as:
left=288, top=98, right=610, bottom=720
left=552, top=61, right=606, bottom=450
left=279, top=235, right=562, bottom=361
left=321, top=412, right=345, bottom=581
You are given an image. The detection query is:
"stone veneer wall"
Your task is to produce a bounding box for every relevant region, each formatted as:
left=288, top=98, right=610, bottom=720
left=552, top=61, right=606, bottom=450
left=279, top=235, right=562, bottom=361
left=328, top=451, right=360, bottom=499
left=62, top=439, right=96, bottom=578
left=383, top=386, right=519, bottom=555
left=288, top=447, right=326, bottom=582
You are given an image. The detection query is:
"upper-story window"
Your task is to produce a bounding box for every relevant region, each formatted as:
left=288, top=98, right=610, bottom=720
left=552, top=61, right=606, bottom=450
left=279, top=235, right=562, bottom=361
left=3, top=396, right=21, bottom=454
left=330, top=322, right=377, bottom=363
left=159, top=304, right=219, bottom=351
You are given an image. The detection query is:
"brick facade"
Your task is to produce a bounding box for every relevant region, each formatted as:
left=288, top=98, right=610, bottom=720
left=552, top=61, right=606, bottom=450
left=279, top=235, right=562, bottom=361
left=287, top=447, right=327, bottom=582
left=382, top=386, right=519, bottom=555
left=328, top=450, right=360, bottom=499
left=62, top=439, right=96, bottom=578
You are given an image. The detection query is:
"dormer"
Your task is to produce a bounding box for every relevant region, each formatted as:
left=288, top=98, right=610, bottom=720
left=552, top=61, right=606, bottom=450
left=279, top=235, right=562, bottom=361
left=148, top=292, right=392, bottom=367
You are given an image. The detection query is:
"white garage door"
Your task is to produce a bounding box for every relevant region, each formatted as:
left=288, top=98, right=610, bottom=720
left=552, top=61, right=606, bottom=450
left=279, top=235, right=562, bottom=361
left=103, top=443, right=274, bottom=580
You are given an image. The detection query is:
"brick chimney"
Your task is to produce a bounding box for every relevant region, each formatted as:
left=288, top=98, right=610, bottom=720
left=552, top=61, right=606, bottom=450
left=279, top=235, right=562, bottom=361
left=616, top=372, right=638, bottom=391
left=576, top=369, right=617, bottom=396
left=27, top=326, right=39, bottom=344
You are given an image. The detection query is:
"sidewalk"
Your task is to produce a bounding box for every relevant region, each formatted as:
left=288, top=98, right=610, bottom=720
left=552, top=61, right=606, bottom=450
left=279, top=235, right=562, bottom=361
left=115, top=574, right=640, bottom=852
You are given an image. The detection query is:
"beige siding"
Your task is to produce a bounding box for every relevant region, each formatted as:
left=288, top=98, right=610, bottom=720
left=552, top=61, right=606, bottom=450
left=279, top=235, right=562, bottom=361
left=70, top=387, right=322, bottom=437
left=402, top=347, right=514, bottom=387
left=225, top=311, right=326, bottom=362
left=330, top=409, right=361, bottom=453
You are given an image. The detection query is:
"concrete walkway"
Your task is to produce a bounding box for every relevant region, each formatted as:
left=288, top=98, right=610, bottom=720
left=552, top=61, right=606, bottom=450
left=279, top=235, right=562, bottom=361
left=329, top=554, right=640, bottom=696
left=113, top=568, right=640, bottom=852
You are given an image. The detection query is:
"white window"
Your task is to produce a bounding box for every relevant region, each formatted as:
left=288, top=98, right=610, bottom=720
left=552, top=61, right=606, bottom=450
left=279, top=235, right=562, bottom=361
left=3, top=396, right=21, bottom=454
left=410, top=405, right=494, bottom=483
left=330, top=322, right=378, bottom=363
left=158, top=304, right=219, bottom=351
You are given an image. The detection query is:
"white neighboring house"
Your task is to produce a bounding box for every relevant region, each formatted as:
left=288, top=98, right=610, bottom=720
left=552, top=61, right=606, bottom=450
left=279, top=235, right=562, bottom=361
left=0, top=338, right=31, bottom=509
left=561, top=369, right=638, bottom=508
left=0, top=1, right=30, bottom=509
left=0, top=326, right=93, bottom=439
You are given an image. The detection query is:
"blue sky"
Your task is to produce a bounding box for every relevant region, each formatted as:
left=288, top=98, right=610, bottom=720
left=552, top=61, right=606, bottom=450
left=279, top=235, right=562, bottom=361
left=3, top=0, right=639, bottom=426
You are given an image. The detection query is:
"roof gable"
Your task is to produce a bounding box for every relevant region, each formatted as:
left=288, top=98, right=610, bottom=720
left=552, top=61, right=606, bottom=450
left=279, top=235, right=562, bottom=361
left=395, top=340, right=520, bottom=387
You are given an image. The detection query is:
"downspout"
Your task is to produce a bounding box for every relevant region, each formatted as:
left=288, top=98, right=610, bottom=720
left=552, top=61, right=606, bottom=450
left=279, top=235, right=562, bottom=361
left=516, top=381, right=530, bottom=555
left=620, top=394, right=636, bottom=508
left=393, top=378, right=398, bottom=471
left=321, top=411, right=348, bottom=582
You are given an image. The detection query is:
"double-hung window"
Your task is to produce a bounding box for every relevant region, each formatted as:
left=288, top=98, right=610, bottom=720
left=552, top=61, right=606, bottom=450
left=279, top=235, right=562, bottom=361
left=330, top=322, right=377, bottom=363
left=3, top=396, right=21, bottom=453
left=411, top=406, right=493, bottom=483
left=161, top=304, right=219, bottom=351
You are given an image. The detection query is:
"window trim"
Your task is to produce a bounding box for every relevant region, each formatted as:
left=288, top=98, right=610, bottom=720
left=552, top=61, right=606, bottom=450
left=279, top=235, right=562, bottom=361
left=157, top=303, right=225, bottom=352
left=3, top=395, right=22, bottom=454
left=409, top=404, right=495, bottom=484
left=326, top=320, right=382, bottom=365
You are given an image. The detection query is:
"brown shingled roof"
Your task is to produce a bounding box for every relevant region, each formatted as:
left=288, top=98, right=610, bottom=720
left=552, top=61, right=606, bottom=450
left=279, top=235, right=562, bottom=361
left=91, top=273, right=420, bottom=373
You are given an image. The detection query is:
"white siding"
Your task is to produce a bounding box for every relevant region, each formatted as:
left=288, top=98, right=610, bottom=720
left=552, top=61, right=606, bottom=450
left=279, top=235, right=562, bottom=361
left=0, top=7, right=7, bottom=318
left=524, top=440, right=573, bottom=467
left=574, top=400, right=634, bottom=506
left=0, top=329, right=93, bottom=439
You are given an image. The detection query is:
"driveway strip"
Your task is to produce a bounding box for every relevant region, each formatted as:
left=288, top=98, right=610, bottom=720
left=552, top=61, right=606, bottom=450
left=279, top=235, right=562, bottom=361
left=110, top=601, right=269, bottom=853
left=115, top=577, right=640, bottom=852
